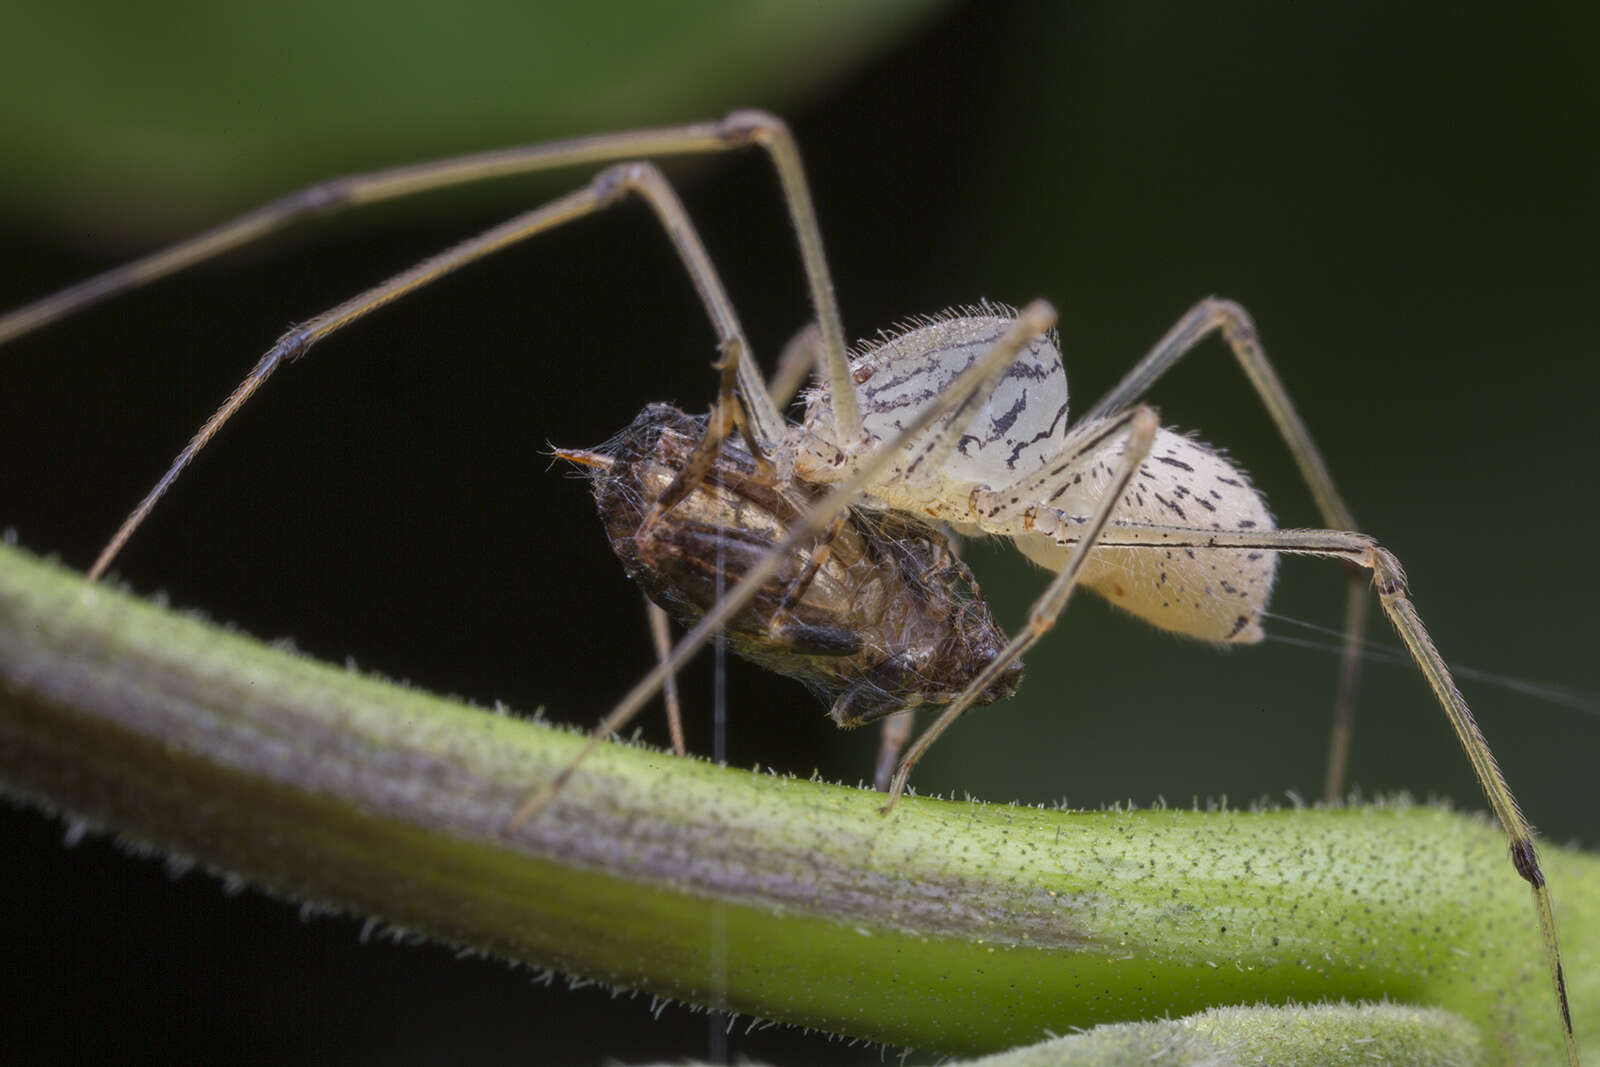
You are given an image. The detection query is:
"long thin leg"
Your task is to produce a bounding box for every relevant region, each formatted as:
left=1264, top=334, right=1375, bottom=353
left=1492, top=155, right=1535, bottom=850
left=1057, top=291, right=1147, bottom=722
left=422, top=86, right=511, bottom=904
left=882, top=406, right=1159, bottom=806
left=768, top=322, right=822, bottom=412
left=0, top=111, right=856, bottom=444
left=1323, top=580, right=1369, bottom=801
left=1079, top=297, right=1368, bottom=802
left=766, top=510, right=852, bottom=626
left=505, top=300, right=1059, bottom=830
left=657, top=310, right=936, bottom=792
left=873, top=711, right=913, bottom=792
left=631, top=320, right=836, bottom=766
left=644, top=599, right=686, bottom=757
left=638, top=336, right=757, bottom=537
left=84, top=160, right=750, bottom=581
left=1018, top=515, right=1577, bottom=1065
left=565, top=448, right=692, bottom=758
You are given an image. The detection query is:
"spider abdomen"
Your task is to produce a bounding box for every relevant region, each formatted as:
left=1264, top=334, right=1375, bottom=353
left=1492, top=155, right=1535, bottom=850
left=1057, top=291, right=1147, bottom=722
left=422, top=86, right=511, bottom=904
left=1006, top=425, right=1278, bottom=644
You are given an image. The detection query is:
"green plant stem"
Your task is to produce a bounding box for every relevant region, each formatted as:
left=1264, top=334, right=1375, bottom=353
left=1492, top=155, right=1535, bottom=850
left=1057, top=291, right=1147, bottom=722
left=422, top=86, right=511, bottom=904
left=0, top=541, right=1593, bottom=1063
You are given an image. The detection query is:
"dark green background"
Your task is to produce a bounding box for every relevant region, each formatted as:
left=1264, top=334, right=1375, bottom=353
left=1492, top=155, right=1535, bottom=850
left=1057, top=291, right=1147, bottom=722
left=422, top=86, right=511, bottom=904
left=4, top=3, right=1597, bottom=1063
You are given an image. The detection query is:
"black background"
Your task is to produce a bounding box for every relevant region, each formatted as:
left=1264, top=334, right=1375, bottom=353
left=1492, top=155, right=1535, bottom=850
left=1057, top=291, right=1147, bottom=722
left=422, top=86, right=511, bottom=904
left=4, top=3, right=1598, bottom=1063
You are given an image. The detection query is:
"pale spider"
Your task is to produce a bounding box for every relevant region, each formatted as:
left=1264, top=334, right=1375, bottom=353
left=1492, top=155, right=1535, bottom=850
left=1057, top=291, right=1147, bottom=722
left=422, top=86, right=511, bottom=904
left=0, top=110, right=1576, bottom=1063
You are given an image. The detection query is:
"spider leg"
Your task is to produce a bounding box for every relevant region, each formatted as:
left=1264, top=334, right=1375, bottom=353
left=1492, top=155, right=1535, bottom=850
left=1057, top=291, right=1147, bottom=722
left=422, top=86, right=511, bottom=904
left=1080, top=297, right=1368, bottom=802
left=81, top=161, right=752, bottom=581
left=882, top=405, right=1160, bottom=809
left=630, top=317, right=831, bottom=762
left=643, top=599, right=687, bottom=757
left=874, top=710, right=914, bottom=792
left=638, top=333, right=760, bottom=536
left=768, top=322, right=823, bottom=413
left=0, top=111, right=857, bottom=440
left=1028, top=515, right=1578, bottom=1065
left=506, top=301, right=1059, bottom=830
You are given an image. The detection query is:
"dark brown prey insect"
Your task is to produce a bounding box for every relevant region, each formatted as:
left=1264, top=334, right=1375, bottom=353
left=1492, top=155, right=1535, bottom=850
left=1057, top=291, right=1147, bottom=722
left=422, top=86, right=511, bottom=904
left=561, top=403, right=1022, bottom=787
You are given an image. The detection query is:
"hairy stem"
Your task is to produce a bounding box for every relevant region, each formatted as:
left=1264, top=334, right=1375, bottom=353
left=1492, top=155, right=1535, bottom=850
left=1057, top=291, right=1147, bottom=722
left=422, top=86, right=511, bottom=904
left=0, top=542, right=1592, bottom=1063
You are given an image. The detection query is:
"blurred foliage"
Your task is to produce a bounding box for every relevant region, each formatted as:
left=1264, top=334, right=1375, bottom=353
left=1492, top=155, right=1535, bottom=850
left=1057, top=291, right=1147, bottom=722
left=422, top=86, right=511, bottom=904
left=4, top=0, right=945, bottom=236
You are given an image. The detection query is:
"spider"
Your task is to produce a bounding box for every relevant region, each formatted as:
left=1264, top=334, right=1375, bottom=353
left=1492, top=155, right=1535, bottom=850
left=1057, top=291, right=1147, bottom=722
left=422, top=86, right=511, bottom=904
left=0, top=110, right=1576, bottom=1064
